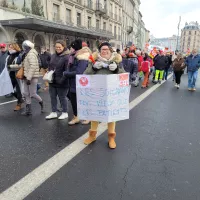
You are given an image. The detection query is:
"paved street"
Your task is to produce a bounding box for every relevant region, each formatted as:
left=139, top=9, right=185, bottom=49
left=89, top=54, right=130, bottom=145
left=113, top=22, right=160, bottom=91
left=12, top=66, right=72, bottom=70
left=1, top=74, right=200, bottom=200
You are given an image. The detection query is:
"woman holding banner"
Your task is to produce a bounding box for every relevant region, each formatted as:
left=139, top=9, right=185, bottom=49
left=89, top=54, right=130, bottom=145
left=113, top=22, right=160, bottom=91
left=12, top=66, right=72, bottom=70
left=83, top=42, right=125, bottom=149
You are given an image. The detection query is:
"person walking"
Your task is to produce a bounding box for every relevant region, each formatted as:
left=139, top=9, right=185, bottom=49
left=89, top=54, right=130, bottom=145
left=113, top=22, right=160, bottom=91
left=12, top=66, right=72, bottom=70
left=185, top=49, right=200, bottom=91
left=172, top=53, right=186, bottom=89
left=21, top=40, right=44, bottom=115
left=46, top=40, right=70, bottom=120
left=141, top=53, right=151, bottom=88
left=7, top=43, right=24, bottom=111
left=153, top=50, right=168, bottom=84
left=164, top=52, right=172, bottom=80
left=83, top=42, right=125, bottom=149
left=64, top=40, right=91, bottom=125
left=39, top=46, right=51, bottom=90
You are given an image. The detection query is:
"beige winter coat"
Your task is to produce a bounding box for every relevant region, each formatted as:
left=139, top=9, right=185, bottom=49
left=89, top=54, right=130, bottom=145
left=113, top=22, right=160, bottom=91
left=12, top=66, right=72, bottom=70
left=23, top=49, right=40, bottom=80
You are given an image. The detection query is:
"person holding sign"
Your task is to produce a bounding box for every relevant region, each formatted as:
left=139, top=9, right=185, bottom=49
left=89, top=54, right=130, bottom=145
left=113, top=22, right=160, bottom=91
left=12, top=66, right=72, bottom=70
left=83, top=42, right=125, bottom=149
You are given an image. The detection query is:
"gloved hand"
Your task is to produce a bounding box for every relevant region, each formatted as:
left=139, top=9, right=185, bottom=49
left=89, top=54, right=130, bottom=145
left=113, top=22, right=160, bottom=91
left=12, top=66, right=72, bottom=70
left=26, top=80, right=31, bottom=85
left=93, top=61, right=104, bottom=69
left=109, top=63, right=117, bottom=71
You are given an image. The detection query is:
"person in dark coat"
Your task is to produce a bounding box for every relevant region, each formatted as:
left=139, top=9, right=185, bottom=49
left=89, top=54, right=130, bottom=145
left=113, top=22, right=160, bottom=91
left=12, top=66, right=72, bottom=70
left=63, top=40, right=91, bottom=125
left=164, top=53, right=172, bottom=80
left=39, top=46, right=51, bottom=89
left=46, top=40, right=70, bottom=120
left=153, top=50, right=168, bottom=83
left=7, top=43, right=23, bottom=111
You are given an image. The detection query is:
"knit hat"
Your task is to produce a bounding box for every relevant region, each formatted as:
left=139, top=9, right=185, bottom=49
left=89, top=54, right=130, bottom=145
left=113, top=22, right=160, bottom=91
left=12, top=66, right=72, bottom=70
left=71, top=39, right=82, bottom=51
left=98, top=42, right=112, bottom=51
left=0, top=43, right=6, bottom=48
left=22, top=40, right=34, bottom=50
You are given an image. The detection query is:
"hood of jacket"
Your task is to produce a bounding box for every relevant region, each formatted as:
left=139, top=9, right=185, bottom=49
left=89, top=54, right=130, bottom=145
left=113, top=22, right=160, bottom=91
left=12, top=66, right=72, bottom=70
left=90, top=52, right=122, bottom=64
left=57, top=49, right=70, bottom=57
left=76, top=47, right=92, bottom=60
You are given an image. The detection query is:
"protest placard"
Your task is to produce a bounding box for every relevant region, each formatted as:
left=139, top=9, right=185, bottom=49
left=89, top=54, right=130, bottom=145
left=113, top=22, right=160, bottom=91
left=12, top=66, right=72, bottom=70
left=0, top=66, right=14, bottom=96
left=76, top=73, right=130, bottom=123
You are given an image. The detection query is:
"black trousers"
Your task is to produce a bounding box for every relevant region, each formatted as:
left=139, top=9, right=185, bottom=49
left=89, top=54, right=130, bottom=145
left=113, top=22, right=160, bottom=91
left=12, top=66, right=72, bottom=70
left=68, top=92, right=78, bottom=117
left=174, top=71, right=183, bottom=84
left=10, top=71, right=23, bottom=104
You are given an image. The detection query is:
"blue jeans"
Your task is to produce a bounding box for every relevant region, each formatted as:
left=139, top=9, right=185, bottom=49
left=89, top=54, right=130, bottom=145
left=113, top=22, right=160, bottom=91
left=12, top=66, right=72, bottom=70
left=188, top=71, right=198, bottom=89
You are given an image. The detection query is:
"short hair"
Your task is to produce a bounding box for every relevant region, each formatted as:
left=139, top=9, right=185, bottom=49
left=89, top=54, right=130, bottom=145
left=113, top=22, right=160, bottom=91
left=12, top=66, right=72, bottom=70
left=9, top=43, right=21, bottom=52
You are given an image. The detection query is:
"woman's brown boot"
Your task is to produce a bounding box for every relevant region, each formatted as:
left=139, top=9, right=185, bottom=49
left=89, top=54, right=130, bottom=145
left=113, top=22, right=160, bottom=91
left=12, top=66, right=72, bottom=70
left=84, top=130, right=97, bottom=145
left=14, top=103, right=22, bottom=111
left=108, top=133, right=116, bottom=149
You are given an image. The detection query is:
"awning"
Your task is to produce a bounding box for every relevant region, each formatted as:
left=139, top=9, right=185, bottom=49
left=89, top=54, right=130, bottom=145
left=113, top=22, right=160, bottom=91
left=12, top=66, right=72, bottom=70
left=0, top=18, right=113, bottom=40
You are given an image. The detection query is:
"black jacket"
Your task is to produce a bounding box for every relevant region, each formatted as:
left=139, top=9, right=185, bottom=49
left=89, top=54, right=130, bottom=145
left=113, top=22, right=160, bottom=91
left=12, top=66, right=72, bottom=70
left=165, top=55, right=172, bottom=69
left=7, top=51, right=20, bottom=78
left=39, top=51, right=51, bottom=69
left=154, top=55, right=168, bottom=70
left=49, top=49, right=70, bottom=88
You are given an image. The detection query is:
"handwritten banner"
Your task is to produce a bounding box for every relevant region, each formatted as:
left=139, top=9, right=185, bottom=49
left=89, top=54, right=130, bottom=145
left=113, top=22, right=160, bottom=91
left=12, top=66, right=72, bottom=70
left=76, top=74, right=130, bottom=123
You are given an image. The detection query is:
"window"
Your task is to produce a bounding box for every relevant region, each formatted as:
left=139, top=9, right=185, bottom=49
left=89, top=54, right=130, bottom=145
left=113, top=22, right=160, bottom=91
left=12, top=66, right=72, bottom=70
left=189, top=31, right=191, bottom=35
left=88, top=16, right=92, bottom=28
left=103, top=22, right=106, bottom=30
left=53, top=4, right=59, bottom=21
left=87, top=0, right=92, bottom=9
left=184, top=32, right=186, bottom=35
left=96, top=19, right=100, bottom=30
left=110, top=24, right=112, bottom=33
left=195, top=31, right=196, bottom=35
left=114, top=26, right=117, bottom=37
left=77, top=12, right=81, bottom=26
left=104, top=0, right=107, bottom=10
left=66, top=9, right=71, bottom=23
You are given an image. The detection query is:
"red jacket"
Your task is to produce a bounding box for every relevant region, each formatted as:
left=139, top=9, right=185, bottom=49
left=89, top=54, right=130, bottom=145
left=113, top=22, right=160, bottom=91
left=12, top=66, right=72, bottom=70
left=138, top=56, right=143, bottom=72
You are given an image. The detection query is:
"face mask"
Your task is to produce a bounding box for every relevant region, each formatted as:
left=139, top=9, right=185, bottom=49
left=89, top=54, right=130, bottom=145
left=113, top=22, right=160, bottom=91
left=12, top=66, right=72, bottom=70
left=9, top=49, right=17, bottom=54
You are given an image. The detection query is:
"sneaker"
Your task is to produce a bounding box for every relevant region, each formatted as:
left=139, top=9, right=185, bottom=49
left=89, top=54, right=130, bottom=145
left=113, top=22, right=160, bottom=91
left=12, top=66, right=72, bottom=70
left=158, top=80, right=161, bottom=84
left=81, top=120, right=90, bottom=125
left=188, top=88, right=192, bottom=91
left=46, top=112, right=58, bottom=120
left=68, top=116, right=80, bottom=125
left=175, top=83, right=178, bottom=87
left=177, top=85, right=180, bottom=89
left=58, top=112, right=68, bottom=120
left=192, top=88, right=196, bottom=91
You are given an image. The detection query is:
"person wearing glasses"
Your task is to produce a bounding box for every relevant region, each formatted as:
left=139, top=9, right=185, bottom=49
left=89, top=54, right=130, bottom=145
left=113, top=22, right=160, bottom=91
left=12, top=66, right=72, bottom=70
left=83, top=42, right=125, bottom=149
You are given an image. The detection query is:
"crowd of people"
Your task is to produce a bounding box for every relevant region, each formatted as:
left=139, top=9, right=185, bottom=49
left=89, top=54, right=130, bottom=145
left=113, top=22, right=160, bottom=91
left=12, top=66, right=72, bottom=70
left=0, top=39, right=200, bottom=149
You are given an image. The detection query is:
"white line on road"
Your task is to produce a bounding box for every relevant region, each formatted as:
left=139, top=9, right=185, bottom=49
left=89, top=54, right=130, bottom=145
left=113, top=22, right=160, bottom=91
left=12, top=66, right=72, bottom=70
left=0, top=74, right=172, bottom=200
left=0, top=100, right=17, bottom=106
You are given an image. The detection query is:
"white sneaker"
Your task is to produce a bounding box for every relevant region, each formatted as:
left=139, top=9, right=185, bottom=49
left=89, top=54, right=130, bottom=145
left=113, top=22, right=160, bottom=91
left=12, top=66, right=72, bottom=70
left=177, top=85, right=180, bottom=89
left=175, top=83, right=178, bottom=87
left=58, top=112, right=68, bottom=120
left=46, top=112, right=58, bottom=120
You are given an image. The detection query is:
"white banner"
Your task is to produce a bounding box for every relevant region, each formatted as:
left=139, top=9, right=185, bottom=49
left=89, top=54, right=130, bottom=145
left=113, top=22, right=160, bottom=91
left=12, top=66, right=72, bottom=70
left=0, top=66, right=14, bottom=96
left=76, top=73, right=130, bottom=123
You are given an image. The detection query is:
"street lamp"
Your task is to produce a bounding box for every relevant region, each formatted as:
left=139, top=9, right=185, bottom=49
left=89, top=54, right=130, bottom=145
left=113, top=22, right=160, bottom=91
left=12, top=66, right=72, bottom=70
left=176, top=16, right=181, bottom=51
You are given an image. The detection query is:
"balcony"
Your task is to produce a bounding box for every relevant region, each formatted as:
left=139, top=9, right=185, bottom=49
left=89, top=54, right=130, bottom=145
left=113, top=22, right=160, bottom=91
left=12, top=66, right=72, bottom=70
left=95, top=3, right=106, bottom=15
left=127, top=26, right=133, bottom=34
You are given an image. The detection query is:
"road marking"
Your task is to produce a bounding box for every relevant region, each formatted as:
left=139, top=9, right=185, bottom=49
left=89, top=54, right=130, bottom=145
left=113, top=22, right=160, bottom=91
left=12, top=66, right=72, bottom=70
left=0, top=100, right=17, bottom=106
left=0, top=74, right=172, bottom=200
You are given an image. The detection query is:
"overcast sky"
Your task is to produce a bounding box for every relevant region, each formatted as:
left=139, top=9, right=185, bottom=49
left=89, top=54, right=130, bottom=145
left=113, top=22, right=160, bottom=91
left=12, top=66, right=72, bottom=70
left=140, top=0, right=200, bottom=38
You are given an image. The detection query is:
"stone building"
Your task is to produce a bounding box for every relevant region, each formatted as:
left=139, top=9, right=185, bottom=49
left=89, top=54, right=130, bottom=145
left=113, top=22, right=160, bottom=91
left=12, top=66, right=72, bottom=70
left=0, top=0, right=124, bottom=52
left=180, top=21, right=200, bottom=53
left=121, top=0, right=140, bottom=48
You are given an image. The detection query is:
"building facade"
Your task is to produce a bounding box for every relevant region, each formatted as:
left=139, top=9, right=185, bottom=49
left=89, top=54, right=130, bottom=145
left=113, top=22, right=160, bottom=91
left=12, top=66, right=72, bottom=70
left=121, top=0, right=140, bottom=48
left=150, top=35, right=180, bottom=52
left=0, top=0, right=124, bottom=52
left=180, top=21, right=200, bottom=53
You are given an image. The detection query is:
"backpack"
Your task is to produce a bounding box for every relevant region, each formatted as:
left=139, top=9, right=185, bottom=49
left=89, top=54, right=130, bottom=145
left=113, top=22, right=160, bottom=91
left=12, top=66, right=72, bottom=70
left=141, top=61, right=150, bottom=72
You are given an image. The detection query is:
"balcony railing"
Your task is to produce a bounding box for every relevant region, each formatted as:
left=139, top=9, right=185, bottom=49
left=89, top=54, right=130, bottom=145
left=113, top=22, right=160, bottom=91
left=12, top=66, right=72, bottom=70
left=95, top=3, right=106, bottom=14
left=127, top=26, right=133, bottom=34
